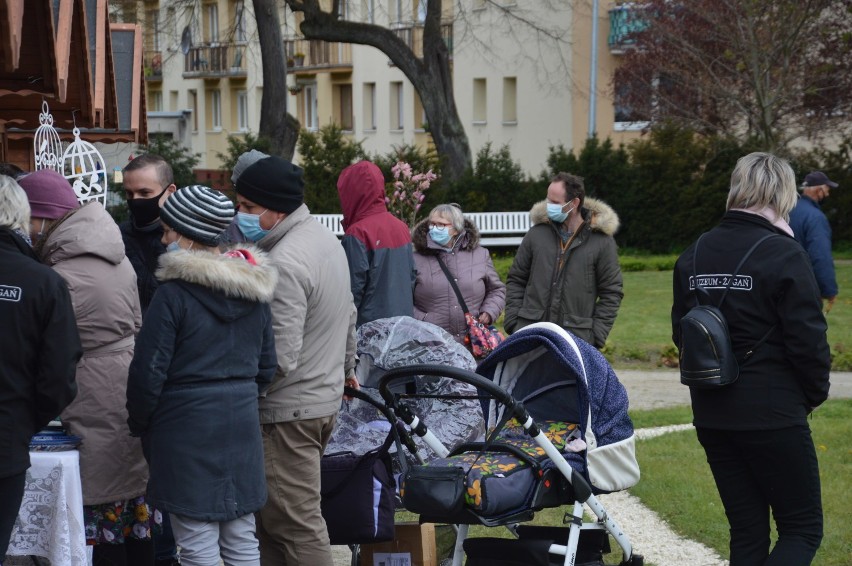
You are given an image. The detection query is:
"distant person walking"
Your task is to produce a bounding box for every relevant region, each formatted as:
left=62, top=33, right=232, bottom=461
left=789, top=171, right=839, bottom=312
left=0, top=175, right=80, bottom=560
left=672, top=152, right=830, bottom=566
left=504, top=172, right=622, bottom=348
left=337, top=160, right=416, bottom=326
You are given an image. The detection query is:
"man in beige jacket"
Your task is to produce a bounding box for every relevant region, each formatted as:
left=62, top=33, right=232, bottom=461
left=233, top=153, right=357, bottom=566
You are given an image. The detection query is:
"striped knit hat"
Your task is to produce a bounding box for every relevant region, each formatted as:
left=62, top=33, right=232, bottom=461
left=160, top=185, right=235, bottom=247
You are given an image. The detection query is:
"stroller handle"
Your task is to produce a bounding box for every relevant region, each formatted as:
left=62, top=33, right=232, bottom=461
left=377, top=364, right=528, bottom=423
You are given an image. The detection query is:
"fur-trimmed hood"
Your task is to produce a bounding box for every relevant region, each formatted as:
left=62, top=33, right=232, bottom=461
left=412, top=217, right=480, bottom=254
left=156, top=246, right=277, bottom=310
left=529, top=197, right=620, bottom=236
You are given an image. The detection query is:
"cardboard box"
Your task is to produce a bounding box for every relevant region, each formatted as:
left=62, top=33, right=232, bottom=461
left=360, top=522, right=437, bottom=566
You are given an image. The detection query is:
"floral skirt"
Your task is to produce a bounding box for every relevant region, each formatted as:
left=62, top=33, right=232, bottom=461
left=83, top=496, right=163, bottom=545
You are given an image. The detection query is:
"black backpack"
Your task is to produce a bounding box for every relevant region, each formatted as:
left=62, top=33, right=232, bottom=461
left=679, top=234, right=777, bottom=388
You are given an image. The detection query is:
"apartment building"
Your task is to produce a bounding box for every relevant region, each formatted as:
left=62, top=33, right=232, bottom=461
left=143, top=1, right=645, bottom=177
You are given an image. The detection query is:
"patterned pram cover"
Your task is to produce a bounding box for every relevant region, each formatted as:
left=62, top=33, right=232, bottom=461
left=402, top=323, right=639, bottom=522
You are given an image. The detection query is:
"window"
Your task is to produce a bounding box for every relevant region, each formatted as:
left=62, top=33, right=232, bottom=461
left=390, top=82, right=404, bottom=130
left=502, top=77, right=517, bottom=123
left=205, top=3, right=219, bottom=43
left=146, top=9, right=160, bottom=51
left=237, top=90, right=249, bottom=131
left=189, top=90, right=198, bottom=132
left=613, top=74, right=651, bottom=130
left=151, top=91, right=163, bottom=112
left=413, top=92, right=427, bottom=130
left=363, top=82, right=376, bottom=131
left=208, top=89, right=221, bottom=130
left=335, top=84, right=354, bottom=131
left=338, top=0, right=349, bottom=20
left=417, top=0, right=427, bottom=22
left=473, top=78, right=487, bottom=123
left=390, top=0, right=403, bottom=24
left=362, top=0, right=375, bottom=23
left=234, top=1, right=247, bottom=42
left=303, top=84, right=318, bottom=131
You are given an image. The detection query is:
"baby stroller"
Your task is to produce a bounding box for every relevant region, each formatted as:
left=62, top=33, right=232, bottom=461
left=377, top=322, right=643, bottom=566
left=321, top=317, right=486, bottom=564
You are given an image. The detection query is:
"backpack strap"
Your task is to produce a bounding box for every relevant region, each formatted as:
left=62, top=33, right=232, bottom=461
left=693, top=232, right=780, bottom=361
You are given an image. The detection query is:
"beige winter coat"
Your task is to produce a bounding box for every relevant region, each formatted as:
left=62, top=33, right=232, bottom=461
left=39, top=202, right=146, bottom=505
left=255, top=204, right=357, bottom=424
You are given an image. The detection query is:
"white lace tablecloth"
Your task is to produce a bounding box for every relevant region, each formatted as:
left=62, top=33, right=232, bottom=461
left=6, top=451, right=87, bottom=566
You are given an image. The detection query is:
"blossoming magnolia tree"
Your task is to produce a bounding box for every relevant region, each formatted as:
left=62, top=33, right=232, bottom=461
left=385, top=161, right=438, bottom=226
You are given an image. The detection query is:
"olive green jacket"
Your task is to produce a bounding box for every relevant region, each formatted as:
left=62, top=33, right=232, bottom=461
left=504, top=198, right=623, bottom=348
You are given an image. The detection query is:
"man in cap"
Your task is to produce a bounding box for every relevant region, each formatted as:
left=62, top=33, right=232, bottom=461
left=789, top=171, right=840, bottom=311
left=232, top=152, right=357, bottom=566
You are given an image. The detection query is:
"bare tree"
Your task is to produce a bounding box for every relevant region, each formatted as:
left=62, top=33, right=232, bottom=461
left=614, top=0, right=852, bottom=152
left=285, top=0, right=471, bottom=182
left=253, top=0, right=300, bottom=158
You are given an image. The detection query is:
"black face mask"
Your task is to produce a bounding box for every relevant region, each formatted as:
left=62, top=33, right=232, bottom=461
left=127, top=188, right=167, bottom=227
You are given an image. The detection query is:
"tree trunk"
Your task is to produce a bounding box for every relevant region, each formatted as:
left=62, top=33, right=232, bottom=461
left=252, top=0, right=300, bottom=160
left=286, top=0, right=472, bottom=184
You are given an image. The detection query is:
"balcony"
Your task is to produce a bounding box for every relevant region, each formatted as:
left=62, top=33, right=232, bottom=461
left=144, top=50, right=163, bottom=81
left=392, top=23, right=453, bottom=58
left=183, top=43, right=248, bottom=79
left=608, top=4, right=649, bottom=54
left=284, top=40, right=352, bottom=73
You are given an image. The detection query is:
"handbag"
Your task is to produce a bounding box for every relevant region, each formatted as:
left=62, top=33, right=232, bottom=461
left=320, top=429, right=398, bottom=545
left=435, top=254, right=505, bottom=359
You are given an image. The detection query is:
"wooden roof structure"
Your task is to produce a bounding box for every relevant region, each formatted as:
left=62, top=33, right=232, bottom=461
left=0, top=0, right=147, bottom=168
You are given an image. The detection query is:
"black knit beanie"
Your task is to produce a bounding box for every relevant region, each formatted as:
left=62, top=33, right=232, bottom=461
left=235, top=156, right=305, bottom=214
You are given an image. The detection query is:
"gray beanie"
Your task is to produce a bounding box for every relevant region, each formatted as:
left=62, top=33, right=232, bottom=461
left=160, top=185, right=235, bottom=247
left=231, top=149, right=271, bottom=185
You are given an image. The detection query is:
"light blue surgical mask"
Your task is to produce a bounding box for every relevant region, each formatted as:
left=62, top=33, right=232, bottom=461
left=237, top=211, right=269, bottom=242
left=166, top=236, right=185, bottom=252
left=547, top=203, right=573, bottom=224
left=429, top=225, right=451, bottom=246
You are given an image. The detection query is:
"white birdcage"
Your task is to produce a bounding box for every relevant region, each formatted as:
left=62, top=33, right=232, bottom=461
left=33, top=101, right=64, bottom=173
left=62, top=127, right=108, bottom=206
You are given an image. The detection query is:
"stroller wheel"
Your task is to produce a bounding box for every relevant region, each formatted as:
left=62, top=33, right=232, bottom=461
left=617, top=555, right=643, bottom=566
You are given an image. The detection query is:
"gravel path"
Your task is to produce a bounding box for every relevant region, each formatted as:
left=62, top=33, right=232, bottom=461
left=332, top=370, right=852, bottom=565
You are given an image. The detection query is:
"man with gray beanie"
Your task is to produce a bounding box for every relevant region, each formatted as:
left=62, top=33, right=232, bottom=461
left=232, top=152, right=357, bottom=566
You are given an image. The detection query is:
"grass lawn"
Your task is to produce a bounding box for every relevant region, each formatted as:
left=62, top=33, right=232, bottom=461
left=630, top=399, right=852, bottom=566
left=492, top=255, right=852, bottom=370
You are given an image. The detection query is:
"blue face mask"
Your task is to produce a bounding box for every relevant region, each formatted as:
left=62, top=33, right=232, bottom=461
left=547, top=203, right=573, bottom=224
left=166, top=236, right=184, bottom=252
left=236, top=211, right=269, bottom=242
left=429, top=225, right=451, bottom=246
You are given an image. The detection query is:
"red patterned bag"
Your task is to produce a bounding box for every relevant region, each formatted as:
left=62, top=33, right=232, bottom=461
left=464, top=313, right=505, bottom=359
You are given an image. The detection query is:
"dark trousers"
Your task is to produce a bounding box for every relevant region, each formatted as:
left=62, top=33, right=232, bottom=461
left=92, top=539, right=154, bottom=566
left=697, top=426, right=823, bottom=566
left=153, top=513, right=178, bottom=563
left=0, top=472, right=26, bottom=559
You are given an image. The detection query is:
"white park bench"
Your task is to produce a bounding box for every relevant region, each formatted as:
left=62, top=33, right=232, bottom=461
left=313, top=210, right=531, bottom=247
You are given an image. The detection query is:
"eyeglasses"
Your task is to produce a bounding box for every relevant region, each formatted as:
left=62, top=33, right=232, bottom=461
left=429, top=221, right=452, bottom=229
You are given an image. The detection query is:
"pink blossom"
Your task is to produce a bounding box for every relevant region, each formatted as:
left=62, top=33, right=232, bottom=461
left=394, top=180, right=404, bottom=189
left=415, top=203, right=421, bottom=211
left=385, top=197, right=390, bottom=204
left=419, top=194, right=425, bottom=202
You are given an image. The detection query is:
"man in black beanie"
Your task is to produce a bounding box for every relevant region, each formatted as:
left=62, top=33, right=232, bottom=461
left=233, top=154, right=357, bottom=566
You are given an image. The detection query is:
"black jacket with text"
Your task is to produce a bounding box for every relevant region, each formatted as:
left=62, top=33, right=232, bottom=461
left=672, top=211, right=830, bottom=430
left=0, top=228, right=80, bottom=478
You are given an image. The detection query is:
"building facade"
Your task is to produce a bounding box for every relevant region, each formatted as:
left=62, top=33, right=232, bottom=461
left=143, top=1, right=645, bottom=178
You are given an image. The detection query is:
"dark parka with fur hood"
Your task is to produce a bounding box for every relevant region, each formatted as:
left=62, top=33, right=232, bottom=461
left=126, top=247, right=277, bottom=521
left=505, top=198, right=623, bottom=348
left=412, top=218, right=506, bottom=345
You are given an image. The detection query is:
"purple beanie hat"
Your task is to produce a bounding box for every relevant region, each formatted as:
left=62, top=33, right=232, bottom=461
left=18, top=170, right=79, bottom=219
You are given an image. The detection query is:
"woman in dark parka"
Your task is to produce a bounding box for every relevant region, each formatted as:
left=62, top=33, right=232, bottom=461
left=126, top=186, right=277, bottom=566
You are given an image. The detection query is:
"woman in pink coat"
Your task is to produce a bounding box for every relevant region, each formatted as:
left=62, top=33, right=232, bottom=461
left=412, top=204, right=506, bottom=347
